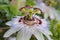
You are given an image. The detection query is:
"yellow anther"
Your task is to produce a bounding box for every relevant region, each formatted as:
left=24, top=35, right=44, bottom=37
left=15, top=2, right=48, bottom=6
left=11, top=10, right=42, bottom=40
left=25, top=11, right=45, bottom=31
left=34, top=9, right=41, bottom=14
left=22, top=8, right=26, bottom=13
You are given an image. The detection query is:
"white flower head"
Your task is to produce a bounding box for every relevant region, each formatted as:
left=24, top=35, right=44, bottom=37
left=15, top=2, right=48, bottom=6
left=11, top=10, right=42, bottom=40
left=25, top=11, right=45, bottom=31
left=4, top=1, right=53, bottom=40
left=4, top=14, right=52, bottom=40
left=34, top=0, right=60, bottom=20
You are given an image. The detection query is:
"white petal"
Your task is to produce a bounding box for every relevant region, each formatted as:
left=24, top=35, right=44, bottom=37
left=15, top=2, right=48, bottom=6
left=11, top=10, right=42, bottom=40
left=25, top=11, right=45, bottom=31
left=46, top=7, right=55, bottom=20
left=49, top=12, right=55, bottom=20
left=40, top=31, right=53, bottom=40
left=34, top=1, right=47, bottom=13
left=41, top=19, right=49, bottom=25
left=34, top=19, right=50, bottom=30
left=41, top=19, right=50, bottom=30
left=11, top=16, right=21, bottom=21
left=51, top=8, right=60, bottom=20
left=3, top=23, right=24, bottom=38
left=33, top=15, right=41, bottom=19
left=17, top=27, right=32, bottom=40
left=35, top=0, right=43, bottom=3
left=36, top=24, right=52, bottom=35
left=44, top=12, right=49, bottom=19
left=6, top=21, right=12, bottom=26
left=6, top=16, right=24, bottom=27
left=6, top=16, right=20, bottom=26
left=54, top=11, right=60, bottom=20
left=8, top=37, right=16, bottom=40
left=31, top=27, right=44, bottom=40
left=34, top=25, right=53, bottom=40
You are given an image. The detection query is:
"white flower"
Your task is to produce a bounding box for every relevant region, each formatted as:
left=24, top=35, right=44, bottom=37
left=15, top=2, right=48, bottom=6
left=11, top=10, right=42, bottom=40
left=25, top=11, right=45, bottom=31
left=3, top=15, right=52, bottom=40
left=34, top=0, right=60, bottom=20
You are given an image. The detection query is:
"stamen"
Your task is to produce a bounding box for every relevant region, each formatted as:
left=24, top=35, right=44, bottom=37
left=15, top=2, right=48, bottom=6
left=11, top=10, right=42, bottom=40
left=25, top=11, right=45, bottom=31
left=19, top=7, right=26, bottom=11
left=34, top=8, right=43, bottom=14
left=20, top=6, right=33, bottom=11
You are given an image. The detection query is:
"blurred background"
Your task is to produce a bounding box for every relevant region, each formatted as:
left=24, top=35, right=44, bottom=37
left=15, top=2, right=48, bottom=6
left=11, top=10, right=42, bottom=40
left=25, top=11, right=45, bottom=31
left=0, top=0, right=60, bottom=40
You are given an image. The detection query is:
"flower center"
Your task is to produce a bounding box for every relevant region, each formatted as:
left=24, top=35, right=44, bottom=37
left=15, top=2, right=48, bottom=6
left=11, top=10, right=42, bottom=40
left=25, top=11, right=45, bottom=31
left=19, top=6, right=43, bottom=26
left=19, top=17, right=42, bottom=26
